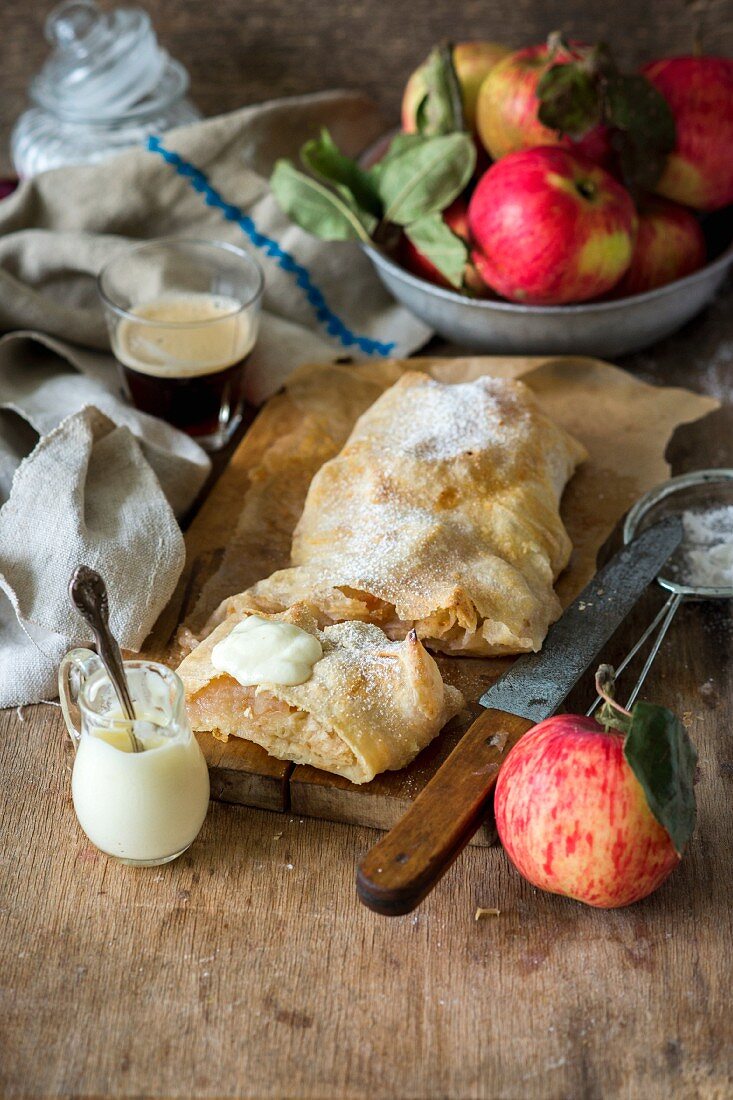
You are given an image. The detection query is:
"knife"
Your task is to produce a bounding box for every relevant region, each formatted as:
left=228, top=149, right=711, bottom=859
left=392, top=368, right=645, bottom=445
left=356, top=515, right=683, bottom=916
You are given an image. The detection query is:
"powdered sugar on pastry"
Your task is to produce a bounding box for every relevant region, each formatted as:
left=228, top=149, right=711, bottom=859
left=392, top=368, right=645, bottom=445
left=236, top=372, right=586, bottom=656
left=351, top=375, right=526, bottom=462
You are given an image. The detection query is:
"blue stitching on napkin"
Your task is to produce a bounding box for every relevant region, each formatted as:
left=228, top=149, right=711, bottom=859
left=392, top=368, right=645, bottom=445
left=146, top=136, right=395, bottom=357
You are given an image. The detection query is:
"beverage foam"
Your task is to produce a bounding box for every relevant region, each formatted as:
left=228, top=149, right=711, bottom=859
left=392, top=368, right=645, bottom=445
left=113, top=292, right=256, bottom=378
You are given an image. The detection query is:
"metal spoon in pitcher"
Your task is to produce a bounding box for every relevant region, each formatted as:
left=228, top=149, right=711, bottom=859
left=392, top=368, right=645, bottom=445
left=69, top=565, right=142, bottom=752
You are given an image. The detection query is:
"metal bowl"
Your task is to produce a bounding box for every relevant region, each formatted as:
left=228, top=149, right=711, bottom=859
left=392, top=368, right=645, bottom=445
left=363, top=237, right=733, bottom=357
left=358, top=128, right=733, bottom=356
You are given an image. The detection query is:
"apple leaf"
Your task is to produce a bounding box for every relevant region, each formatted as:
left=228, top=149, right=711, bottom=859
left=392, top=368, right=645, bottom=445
left=623, top=701, right=697, bottom=856
left=415, top=42, right=466, bottom=136
left=270, top=159, right=376, bottom=242
left=377, top=131, right=476, bottom=225
left=595, top=664, right=697, bottom=856
left=605, top=73, right=676, bottom=192
left=403, top=213, right=468, bottom=288
left=369, top=132, right=429, bottom=181
left=535, top=35, right=676, bottom=193
left=271, top=128, right=474, bottom=253
left=537, top=63, right=602, bottom=139
left=301, top=128, right=383, bottom=218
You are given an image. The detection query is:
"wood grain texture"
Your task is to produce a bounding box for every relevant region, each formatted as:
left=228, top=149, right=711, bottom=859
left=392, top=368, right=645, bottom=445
left=1, top=2, right=733, bottom=1094
left=289, top=699, right=500, bottom=848
left=1, top=584, right=732, bottom=1100
left=1, top=0, right=732, bottom=176
left=1, top=314, right=732, bottom=1095
left=143, top=396, right=299, bottom=811
left=1, top=196, right=732, bottom=1100
left=199, top=731, right=292, bottom=810
left=150, top=352, right=713, bottom=838
left=357, top=709, right=534, bottom=915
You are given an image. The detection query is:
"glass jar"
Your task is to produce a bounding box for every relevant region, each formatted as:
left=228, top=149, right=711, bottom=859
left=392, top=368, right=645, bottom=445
left=59, top=649, right=210, bottom=866
left=11, top=0, right=201, bottom=177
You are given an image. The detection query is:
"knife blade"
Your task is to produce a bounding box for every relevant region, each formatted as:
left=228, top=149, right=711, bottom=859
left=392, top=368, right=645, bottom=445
left=480, top=514, right=683, bottom=721
left=357, top=515, right=683, bottom=916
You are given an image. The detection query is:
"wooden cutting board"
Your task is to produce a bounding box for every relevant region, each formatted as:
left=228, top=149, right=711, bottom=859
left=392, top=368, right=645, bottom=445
left=143, top=355, right=716, bottom=845
left=144, top=386, right=503, bottom=842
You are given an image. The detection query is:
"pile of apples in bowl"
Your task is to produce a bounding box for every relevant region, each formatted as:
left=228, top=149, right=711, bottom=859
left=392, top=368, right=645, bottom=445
left=272, top=36, right=733, bottom=356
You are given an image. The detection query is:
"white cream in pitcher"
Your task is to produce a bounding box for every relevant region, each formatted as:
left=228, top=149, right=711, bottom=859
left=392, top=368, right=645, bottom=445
left=60, top=652, right=210, bottom=865
left=71, top=711, right=210, bottom=864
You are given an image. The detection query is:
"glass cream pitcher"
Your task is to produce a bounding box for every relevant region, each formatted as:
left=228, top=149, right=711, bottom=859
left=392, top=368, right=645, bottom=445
left=59, top=650, right=210, bottom=866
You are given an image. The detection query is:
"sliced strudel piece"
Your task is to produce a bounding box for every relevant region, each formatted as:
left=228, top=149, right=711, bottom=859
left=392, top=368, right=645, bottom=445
left=177, top=604, right=463, bottom=784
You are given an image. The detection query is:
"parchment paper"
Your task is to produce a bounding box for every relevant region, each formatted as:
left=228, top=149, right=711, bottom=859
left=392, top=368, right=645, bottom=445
left=180, top=355, right=718, bottom=648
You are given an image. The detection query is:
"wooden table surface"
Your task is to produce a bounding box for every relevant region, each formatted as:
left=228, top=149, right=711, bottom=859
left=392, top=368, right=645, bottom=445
left=2, top=318, right=732, bottom=1100
left=2, top=3, right=733, bottom=1097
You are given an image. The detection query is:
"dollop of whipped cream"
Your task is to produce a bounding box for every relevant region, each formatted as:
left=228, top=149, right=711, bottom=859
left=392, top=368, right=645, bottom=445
left=211, top=616, right=323, bottom=687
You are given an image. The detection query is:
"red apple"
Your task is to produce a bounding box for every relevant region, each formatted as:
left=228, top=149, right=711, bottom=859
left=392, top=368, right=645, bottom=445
left=615, top=196, right=706, bottom=296
left=641, top=56, right=733, bottom=211
left=495, top=714, right=681, bottom=908
left=468, top=146, right=636, bottom=305
left=475, top=44, right=612, bottom=166
left=399, top=197, right=487, bottom=293
left=402, top=41, right=510, bottom=135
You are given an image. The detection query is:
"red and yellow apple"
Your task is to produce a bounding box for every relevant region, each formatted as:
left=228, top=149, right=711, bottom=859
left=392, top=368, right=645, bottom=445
left=402, top=41, right=510, bottom=135
left=475, top=43, right=612, bottom=165
left=398, top=197, right=487, bottom=293
left=641, top=56, right=733, bottom=212
left=468, top=146, right=637, bottom=304
left=614, top=196, right=706, bottom=296
left=495, top=714, right=681, bottom=908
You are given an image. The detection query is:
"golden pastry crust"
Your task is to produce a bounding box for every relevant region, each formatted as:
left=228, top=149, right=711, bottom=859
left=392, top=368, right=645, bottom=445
left=216, top=372, right=586, bottom=655
left=177, top=604, right=464, bottom=784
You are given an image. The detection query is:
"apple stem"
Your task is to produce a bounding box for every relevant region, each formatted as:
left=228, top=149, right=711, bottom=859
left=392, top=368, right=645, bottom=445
left=546, top=30, right=565, bottom=62
left=595, top=664, right=632, bottom=719
left=440, top=39, right=465, bottom=133
left=685, top=0, right=707, bottom=56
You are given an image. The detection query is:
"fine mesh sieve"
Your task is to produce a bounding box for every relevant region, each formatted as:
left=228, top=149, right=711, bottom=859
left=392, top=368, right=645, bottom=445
left=588, top=468, right=733, bottom=713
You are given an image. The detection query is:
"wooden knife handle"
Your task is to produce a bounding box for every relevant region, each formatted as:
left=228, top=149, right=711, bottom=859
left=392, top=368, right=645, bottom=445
left=356, top=709, right=534, bottom=916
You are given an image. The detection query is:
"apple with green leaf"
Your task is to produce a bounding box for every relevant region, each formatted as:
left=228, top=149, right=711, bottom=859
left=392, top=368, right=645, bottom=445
left=399, top=196, right=486, bottom=293
left=476, top=36, right=677, bottom=197
left=641, top=56, right=733, bottom=211
left=402, top=41, right=510, bottom=136
left=270, top=126, right=477, bottom=290
left=468, top=146, right=637, bottom=304
left=494, top=666, right=697, bottom=908
left=475, top=41, right=612, bottom=165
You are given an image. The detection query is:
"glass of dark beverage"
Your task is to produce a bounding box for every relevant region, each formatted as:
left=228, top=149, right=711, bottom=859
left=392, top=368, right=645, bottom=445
left=98, top=238, right=264, bottom=451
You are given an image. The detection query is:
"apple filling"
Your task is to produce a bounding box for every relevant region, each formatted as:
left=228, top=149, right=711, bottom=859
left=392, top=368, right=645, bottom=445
left=322, top=587, right=532, bottom=654
left=187, top=674, right=357, bottom=773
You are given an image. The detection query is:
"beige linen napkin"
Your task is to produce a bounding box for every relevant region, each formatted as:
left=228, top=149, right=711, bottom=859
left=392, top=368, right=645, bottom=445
left=0, top=91, right=430, bottom=706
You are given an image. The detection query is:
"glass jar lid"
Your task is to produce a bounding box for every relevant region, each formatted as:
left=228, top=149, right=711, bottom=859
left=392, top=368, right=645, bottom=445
left=29, top=0, right=189, bottom=122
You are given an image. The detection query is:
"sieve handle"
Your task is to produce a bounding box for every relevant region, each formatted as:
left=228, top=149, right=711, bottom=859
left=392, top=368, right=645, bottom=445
left=586, top=591, right=683, bottom=716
